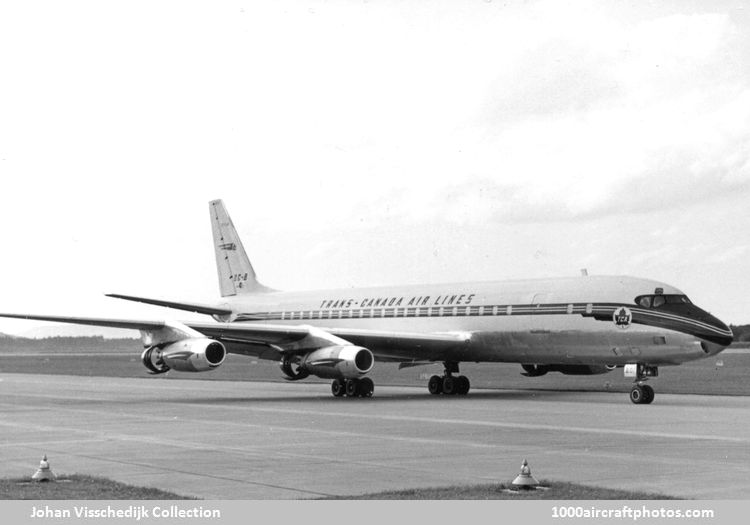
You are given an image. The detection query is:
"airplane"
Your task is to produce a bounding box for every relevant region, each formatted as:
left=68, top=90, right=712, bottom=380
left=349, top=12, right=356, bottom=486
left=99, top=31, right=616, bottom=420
left=0, top=200, right=734, bottom=404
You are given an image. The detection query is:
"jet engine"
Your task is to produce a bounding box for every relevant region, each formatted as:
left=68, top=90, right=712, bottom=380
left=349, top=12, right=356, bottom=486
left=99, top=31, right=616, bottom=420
left=302, top=345, right=374, bottom=379
left=522, top=364, right=613, bottom=376
left=141, top=346, right=169, bottom=374
left=279, top=354, right=310, bottom=381
left=280, top=345, right=374, bottom=380
left=141, top=338, right=226, bottom=374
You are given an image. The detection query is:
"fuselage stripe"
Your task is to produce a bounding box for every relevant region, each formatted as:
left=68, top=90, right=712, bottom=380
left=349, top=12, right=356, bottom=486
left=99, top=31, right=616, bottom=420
left=232, top=302, right=731, bottom=339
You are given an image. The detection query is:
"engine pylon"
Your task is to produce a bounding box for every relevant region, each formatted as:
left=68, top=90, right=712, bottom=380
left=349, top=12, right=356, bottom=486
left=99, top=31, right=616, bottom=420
left=31, top=454, right=56, bottom=482
left=511, top=458, right=539, bottom=490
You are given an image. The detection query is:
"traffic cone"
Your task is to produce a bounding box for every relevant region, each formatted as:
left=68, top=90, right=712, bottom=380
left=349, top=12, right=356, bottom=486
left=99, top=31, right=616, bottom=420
left=511, top=458, right=539, bottom=489
left=31, top=455, right=56, bottom=482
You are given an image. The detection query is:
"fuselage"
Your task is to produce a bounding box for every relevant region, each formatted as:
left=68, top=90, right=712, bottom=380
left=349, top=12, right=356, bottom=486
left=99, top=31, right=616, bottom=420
left=213, top=275, right=732, bottom=367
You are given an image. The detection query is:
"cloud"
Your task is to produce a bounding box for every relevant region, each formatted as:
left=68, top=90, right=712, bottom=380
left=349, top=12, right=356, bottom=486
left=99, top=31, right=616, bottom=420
left=365, top=7, right=750, bottom=225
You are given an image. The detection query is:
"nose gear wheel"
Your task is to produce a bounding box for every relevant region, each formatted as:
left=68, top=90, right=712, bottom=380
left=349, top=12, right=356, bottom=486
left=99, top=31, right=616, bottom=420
left=630, top=384, right=655, bottom=404
left=629, top=365, right=657, bottom=404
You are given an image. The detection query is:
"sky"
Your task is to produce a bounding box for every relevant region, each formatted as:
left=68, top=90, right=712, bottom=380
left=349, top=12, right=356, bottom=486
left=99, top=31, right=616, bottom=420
left=0, top=0, right=749, bottom=336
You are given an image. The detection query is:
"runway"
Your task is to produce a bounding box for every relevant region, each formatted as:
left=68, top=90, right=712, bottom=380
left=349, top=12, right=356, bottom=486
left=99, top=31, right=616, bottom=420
left=1, top=373, right=749, bottom=499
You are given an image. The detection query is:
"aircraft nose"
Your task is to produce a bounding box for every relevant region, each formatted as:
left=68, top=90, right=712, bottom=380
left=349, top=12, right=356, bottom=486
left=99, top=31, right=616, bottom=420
left=703, top=314, right=733, bottom=350
left=701, top=340, right=729, bottom=356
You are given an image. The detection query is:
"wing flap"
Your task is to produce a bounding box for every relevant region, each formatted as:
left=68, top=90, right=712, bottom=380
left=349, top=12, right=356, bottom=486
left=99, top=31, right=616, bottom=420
left=327, top=327, right=471, bottom=361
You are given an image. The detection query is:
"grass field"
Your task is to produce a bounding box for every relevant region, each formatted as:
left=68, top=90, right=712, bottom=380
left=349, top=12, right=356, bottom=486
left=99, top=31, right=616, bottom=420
left=330, top=481, right=676, bottom=500
left=0, top=475, right=193, bottom=500
left=1, top=341, right=749, bottom=396
left=1, top=476, right=672, bottom=500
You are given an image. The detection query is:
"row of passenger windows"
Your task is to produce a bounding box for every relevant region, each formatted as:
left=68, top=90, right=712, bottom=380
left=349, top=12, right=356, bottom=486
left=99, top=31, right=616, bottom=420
left=635, top=294, right=691, bottom=309
left=282, top=305, right=488, bottom=320
left=239, top=303, right=595, bottom=321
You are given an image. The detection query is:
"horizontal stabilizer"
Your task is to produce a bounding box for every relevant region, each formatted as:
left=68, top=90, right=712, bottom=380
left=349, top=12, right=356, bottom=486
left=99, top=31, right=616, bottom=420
left=105, top=294, right=233, bottom=316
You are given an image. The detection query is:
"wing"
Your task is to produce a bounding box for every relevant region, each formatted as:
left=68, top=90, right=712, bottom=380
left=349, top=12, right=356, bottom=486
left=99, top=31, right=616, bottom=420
left=187, top=321, right=472, bottom=362
left=105, top=294, right=233, bottom=316
left=0, top=313, right=471, bottom=363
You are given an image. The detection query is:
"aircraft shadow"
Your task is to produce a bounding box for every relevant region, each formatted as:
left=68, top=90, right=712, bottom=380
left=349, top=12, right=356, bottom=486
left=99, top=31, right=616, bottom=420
left=162, top=388, right=595, bottom=406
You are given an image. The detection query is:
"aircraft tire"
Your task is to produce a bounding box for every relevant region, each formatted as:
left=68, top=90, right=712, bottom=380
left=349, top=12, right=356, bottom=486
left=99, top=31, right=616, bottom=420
left=359, top=377, right=374, bottom=398
left=629, top=385, right=645, bottom=404
left=345, top=379, right=360, bottom=397
left=331, top=379, right=346, bottom=397
left=428, top=375, right=443, bottom=395
left=442, top=376, right=456, bottom=395
left=456, top=375, right=470, bottom=395
left=641, top=384, right=655, bottom=404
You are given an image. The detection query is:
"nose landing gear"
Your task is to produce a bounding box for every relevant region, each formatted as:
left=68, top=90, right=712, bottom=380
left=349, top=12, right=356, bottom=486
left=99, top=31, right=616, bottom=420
left=428, top=362, right=470, bottom=396
left=626, top=364, right=658, bottom=405
left=629, top=383, right=655, bottom=404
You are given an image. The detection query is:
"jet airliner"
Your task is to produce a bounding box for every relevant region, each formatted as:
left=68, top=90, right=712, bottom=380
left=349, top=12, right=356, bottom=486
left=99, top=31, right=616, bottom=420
left=0, top=200, right=733, bottom=404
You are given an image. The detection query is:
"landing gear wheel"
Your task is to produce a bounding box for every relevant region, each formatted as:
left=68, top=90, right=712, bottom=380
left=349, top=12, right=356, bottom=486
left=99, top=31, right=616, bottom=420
left=630, top=385, right=649, bottom=404
left=442, top=376, right=456, bottom=395
left=641, top=384, right=655, bottom=404
left=628, top=365, right=659, bottom=405
left=331, top=379, right=345, bottom=397
left=456, top=375, right=470, bottom=395
left=427, top=362, right=472, bottom=396
left=359, top=377, right=374, bottom=398
left=345, top=379, right=360, bottom=397
left=428, top=375, right=443, bottom=395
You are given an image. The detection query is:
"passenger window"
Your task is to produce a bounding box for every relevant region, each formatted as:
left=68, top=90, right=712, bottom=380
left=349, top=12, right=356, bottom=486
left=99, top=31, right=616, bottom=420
left=638, top=296, right=652, bottom=308
left=652, top=296, right=666, bottom=308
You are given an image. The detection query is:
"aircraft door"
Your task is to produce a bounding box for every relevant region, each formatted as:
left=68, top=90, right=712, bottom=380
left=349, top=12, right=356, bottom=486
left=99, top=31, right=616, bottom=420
left=526, top=292, right=553, bottom=330
left=523, top=292, right=554, bottom=360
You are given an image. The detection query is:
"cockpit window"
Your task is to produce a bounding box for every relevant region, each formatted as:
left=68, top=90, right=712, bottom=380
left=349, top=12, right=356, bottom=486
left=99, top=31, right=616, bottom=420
left=635, top=294, right=691, bottom=308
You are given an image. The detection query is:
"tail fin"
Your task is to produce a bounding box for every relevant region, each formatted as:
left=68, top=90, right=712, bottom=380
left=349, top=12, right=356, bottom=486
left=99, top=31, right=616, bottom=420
left=209, top=200, right=274, bottom=296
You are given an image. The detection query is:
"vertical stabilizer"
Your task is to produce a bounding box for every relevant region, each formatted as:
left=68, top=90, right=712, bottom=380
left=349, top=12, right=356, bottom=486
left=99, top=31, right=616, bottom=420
left=209, top=200, right=273, bottom=296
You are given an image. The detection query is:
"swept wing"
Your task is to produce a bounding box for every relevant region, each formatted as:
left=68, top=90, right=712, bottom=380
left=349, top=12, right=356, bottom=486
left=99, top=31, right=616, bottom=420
left=105, top=294, right=233, bottom=316
left=0, top=312, right=471, bottom=362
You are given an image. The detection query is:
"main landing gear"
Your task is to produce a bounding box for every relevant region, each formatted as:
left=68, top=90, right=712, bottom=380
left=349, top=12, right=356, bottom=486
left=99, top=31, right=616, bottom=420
left=428, top=362, right=470, bottom=396
left=331, top=377, right=374, bottom=398
left=628, top=364, right=658, bottom=405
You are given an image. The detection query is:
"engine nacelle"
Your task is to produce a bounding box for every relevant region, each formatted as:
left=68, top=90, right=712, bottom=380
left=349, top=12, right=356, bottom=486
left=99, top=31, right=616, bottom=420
left=141, top=338, right=226, bottom=374
left=141, top=346, right=169, bottom=374
left=279, top=354, right=310, bottom=380
left=521, top=364, right=613, bottom=376
left=298, top=345, right=374, bottom=380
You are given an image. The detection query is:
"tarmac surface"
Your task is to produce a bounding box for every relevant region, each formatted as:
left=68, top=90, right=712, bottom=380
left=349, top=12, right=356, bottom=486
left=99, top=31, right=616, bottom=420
left=1, top=373, right=749, bottom=499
